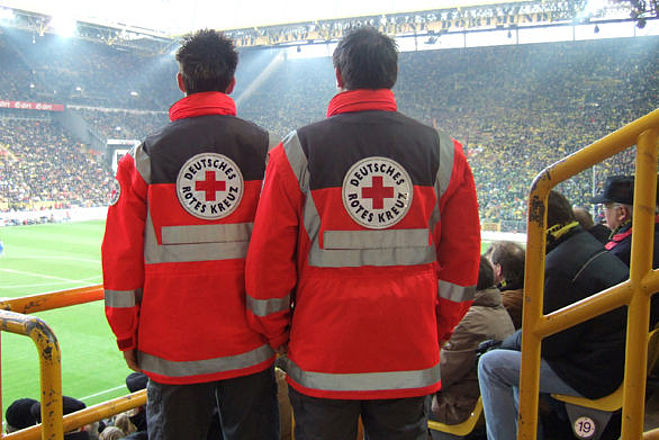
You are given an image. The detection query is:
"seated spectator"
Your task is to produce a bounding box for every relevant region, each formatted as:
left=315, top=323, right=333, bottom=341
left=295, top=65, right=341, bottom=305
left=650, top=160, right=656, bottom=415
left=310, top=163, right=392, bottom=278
left=124, top=372, right=147, bottom=436
left=592, top=175, right=659, bottom=326
left=485, top=241, right=525, bottom=329
left=573, top=206, right=610, bottom=244
left=429, top=255, right=515, bottom=436
left=5, top=397, right=38, bottom=433
left=30, top=396, right=90, bottom=440
left=477, top=190, right=629, bottom=440
left=98, top=426, right=124, bottom=440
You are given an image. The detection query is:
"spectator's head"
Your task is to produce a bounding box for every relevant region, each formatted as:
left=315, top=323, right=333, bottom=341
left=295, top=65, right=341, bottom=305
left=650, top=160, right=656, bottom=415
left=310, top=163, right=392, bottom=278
left=547, top=190, right=576, bottom=229
left=5, top=398, right=38, bottom=433
left=99, top=426, right=125, bottom=440
left=485, top=241, right=525, bottom=288
left=477, top=255, right=495, bottom=291
left=332, top=27, right=398, bottom=91
left=125, top=372, right=148, bottom=393
left=30, top=396, right=89, bottom=439
left=175, top=29, right=238, bottom=96
left=573, top=207, right=595, bottom=229
left=592, top=175, right=634, bottom=230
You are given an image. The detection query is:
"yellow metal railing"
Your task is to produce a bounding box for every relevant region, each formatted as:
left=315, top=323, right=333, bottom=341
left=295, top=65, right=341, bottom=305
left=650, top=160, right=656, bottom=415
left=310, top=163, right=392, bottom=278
left=519, top=107, right=659, bottom=440
left=0, top=285, right=146, bottom=440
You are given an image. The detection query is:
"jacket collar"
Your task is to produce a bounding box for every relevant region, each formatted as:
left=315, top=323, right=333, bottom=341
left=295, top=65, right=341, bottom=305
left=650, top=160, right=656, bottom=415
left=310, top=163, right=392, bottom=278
left=169, top=92, right=236, bottom=122
left=605, top=216, right=659, bottom=250
left=326, top=89, right=397, bottom=117
left=473, top=287, right=504, bottom=308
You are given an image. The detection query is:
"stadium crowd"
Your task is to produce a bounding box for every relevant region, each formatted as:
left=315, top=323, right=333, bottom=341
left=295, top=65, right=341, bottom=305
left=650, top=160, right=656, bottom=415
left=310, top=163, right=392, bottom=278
left=0, top=28, right=656, bottom=229
left=0, top=117, right=113, bottom=212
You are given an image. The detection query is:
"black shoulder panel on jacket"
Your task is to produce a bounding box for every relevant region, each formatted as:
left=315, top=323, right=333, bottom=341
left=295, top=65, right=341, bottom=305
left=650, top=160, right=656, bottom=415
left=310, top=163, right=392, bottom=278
left=296, top=111, right=440, bottom=190
left=146, top=115, right=268, bottom=184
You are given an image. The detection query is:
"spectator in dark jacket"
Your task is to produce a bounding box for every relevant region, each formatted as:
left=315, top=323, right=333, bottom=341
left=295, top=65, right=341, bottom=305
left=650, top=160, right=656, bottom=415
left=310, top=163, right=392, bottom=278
left=477, top=190, right=629, bottom=440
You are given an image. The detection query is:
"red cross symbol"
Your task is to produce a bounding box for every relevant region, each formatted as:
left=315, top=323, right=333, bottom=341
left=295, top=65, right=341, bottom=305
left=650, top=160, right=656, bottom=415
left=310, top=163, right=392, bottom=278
left=195, top=171, right=226, bottom=201
left=362, top=176, right=394, bottom=209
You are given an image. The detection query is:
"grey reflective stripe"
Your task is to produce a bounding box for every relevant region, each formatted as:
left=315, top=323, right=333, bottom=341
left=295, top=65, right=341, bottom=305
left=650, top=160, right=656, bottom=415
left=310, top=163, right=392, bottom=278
left=283, top=357, right=440, bottom=392
left=282, top=131, right=309, bottom=188
left=246, top=293, right=291, bottom=317
left=429, top=130, right=455, bottom=234
left=144, top=213, right=248, bottom=264
left=128, top=143, right=151, bottom=184
left=323, top=229, right=429, bottom=250
left=138, top=344, right=274, bottom=377
left=104, top=289, right=141, bottom=308
left=438, top=280, right=476, bottom=302
left=309, top=245, right=436, bottom=268
left=435, top=130, right=454, bottom=199
left=161, top=223, right=253, bottom=245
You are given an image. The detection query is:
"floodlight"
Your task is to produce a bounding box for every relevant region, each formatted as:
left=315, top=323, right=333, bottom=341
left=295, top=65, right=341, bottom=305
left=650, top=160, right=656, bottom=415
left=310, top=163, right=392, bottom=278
left=50, top=15, right=77, bottom=38
left=0, top=7, right=15, bottom=22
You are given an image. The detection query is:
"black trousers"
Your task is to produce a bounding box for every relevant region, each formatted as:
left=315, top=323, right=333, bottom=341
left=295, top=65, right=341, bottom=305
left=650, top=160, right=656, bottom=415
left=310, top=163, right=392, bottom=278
left=289, top=386, right=429, bottom=440
left=146, top=367, right=279, bottom=440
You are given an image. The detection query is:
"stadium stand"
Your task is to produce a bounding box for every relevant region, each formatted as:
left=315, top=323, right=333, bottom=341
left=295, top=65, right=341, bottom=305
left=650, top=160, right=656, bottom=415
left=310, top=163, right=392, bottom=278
left=0, top=28, right=656, bottom=231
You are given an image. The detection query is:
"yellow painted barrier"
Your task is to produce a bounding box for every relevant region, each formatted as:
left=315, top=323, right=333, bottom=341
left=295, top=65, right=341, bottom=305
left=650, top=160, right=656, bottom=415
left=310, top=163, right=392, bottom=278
left=519, top=108, right=659, bottom=440
left=0, top=285, right=145, bottom=440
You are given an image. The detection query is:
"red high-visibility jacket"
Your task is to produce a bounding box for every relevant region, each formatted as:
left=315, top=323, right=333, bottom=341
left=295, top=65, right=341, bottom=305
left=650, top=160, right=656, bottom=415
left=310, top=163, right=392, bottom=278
left=102, top=92, right=275, bottom=385
left=245, top=89, right=480, bottom=399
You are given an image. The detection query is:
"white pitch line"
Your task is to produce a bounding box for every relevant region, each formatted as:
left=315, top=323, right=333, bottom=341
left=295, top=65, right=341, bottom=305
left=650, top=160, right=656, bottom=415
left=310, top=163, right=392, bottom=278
left=0, top=267, right=91, bottom=284
left=79, top=385, right=127, bottom=401
left=0, top=276, right=102, bottom=290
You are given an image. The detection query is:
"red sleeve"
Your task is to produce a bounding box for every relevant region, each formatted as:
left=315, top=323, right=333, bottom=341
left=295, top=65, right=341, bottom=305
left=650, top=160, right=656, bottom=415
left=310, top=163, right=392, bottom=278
left=101, top=151, right=147, bottom=351
left=434, top=140, right=481, bottom=342
left=245, top=144, right=303, bottom=349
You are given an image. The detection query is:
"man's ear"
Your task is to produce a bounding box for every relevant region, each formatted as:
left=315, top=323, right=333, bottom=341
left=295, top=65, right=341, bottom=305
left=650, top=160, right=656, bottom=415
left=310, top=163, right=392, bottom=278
left=225, top=77, right=236, bottom=95
left=177, top=72, right=186, bottom=94
left=335, top=68, right=345, bottom=90
left=619, top=205, right=633, bottom=223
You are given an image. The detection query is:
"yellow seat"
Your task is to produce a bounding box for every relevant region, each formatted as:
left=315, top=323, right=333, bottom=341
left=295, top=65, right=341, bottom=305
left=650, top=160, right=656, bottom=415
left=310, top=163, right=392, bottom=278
left=550, top=328, right=659, bottom=439
left=427, top=397, right=483, bottom=437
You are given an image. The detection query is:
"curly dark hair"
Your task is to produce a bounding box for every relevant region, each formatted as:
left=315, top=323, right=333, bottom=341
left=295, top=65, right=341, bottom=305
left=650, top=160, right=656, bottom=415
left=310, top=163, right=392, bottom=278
left=175, top=29, right=238, bottom=95
left=333, top=26, right=398, bottom=90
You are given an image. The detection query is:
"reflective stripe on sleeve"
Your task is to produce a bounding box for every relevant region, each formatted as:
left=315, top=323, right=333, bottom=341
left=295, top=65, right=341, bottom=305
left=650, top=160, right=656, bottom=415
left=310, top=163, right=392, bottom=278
left=283, top=357, right=440, bottom=392
left=429, top=130, right=455, bottom=234
left=161, top=223, right=253, bottom=245
left=438, top=280, right=476, bottom=302
left=246, top=293, right=291, bottom=317
left=138, top=344, right=274, bottom=377
left=104, top=289, right=141, bottom=308
left=144, top=213, right=249, bottom=264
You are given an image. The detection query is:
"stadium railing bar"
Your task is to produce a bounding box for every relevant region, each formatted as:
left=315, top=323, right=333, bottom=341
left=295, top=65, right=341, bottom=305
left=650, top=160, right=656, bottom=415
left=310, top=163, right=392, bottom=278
left=519, top=108, right=659, bottom=440
left=0, top=285, right=146, bottom=440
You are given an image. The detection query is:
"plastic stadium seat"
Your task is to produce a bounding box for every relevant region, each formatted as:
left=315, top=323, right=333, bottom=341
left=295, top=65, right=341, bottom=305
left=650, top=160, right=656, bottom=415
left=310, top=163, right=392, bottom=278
left=427, top=397, right=483, bottom=438
left=551, top=328, right=659, bottom=440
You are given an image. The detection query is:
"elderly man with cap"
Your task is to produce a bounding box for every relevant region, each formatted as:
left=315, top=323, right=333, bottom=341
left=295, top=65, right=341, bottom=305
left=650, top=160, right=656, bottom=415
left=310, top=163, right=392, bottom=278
left=592, top=175, right=659, bottom=326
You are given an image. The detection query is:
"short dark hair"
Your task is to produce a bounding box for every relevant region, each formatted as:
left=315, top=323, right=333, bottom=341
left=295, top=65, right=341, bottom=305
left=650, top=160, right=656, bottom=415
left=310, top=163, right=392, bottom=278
left=547, top=190, right=576, bottom=228
left=485, top=241, right=525, bottom=287
left=477, top=255, right=495, bottom=291
left=175, top=29, right=238, bottom=95
left=332, top=27, right=398, bottom=90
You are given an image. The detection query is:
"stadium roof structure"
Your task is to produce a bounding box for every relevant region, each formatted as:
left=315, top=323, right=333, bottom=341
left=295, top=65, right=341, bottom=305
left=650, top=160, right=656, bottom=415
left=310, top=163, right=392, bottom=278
left=0, top=0, right=656, bottom=53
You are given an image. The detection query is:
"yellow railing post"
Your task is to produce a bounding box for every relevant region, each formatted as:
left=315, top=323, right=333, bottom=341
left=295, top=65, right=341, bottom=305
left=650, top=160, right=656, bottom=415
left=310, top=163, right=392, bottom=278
left=0, top=310, right=63, bottom=440
left=518, top=108, right=659, bottom=440
left=622, top=127, right=658, bottom=439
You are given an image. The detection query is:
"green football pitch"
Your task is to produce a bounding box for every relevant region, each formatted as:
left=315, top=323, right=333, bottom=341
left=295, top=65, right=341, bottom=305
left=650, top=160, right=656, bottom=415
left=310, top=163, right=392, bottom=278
left=0, top=219, right=492, bottom=417
left=0, top=220, right=132, bottom=418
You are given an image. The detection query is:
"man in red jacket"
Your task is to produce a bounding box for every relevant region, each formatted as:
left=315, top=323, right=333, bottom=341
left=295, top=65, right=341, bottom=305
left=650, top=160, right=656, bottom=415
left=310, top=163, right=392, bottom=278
left=102, top=30, right=278, bottom=440
left=245, top=27, right=480, bottom=439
